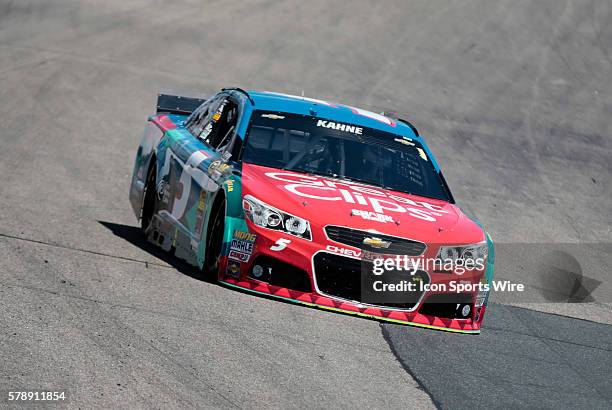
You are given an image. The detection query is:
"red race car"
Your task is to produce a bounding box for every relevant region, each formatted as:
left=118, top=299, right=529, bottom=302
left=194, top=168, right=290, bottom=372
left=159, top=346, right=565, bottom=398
left=130, top=89, right=494, bottom=334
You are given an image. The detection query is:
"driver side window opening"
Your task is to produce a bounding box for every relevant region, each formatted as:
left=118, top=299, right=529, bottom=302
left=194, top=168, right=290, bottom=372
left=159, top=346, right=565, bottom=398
left=186, top=96, right=238, bottom=150
left=192, top=98, right=238, bottom=152
left=209, top=99, right=238, bottom=151
left=186, top=98, right=213, bottom=137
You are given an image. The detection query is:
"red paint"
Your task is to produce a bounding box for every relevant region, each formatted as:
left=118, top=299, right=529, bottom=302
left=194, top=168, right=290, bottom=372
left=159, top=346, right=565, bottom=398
left=151, top=115, right=177, bottom=131
left=217, top=163, right=488, bottom=333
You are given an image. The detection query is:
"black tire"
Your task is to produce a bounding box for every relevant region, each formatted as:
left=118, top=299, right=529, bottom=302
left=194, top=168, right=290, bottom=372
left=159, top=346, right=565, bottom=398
left=203, top=199, right=225, bottom=281
left=140, top=162, right=157, bottom=233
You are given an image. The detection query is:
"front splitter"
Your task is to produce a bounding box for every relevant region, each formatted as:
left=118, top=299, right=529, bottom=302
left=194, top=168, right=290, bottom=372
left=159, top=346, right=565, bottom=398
left=220, top=276, right=481, bottom=334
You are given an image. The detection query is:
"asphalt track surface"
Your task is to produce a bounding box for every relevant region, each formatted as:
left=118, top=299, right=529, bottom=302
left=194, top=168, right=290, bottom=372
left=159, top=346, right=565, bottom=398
left=0, top=0, right=611, bottom=408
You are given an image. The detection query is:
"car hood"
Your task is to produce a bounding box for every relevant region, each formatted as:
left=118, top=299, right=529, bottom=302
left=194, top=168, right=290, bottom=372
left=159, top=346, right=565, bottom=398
left=241, top=163, right=485, bottom=245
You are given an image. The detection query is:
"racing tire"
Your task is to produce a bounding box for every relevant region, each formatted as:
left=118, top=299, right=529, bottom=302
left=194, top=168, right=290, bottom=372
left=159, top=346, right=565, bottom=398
left=140, top=162, right=157, bottom=233
left=203, top=199, right=225, bottom=282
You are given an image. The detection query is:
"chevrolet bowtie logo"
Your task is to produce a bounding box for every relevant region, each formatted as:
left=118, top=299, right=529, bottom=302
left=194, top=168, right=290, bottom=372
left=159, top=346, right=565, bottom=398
left=363, top=237, right=391, bottom=249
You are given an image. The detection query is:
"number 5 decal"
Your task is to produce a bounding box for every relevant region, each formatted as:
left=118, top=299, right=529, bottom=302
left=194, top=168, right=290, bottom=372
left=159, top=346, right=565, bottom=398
left=270, top=238, right=291, bottom=251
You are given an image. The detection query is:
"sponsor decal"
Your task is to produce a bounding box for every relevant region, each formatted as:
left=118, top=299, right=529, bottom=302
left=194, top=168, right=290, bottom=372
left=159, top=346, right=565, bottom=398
left=226, top=260, right=241, bottom=277
left=208, top=160, right=230, bottom=178
left=228, top=249, right=250, bottom=262
left=229, top=230, right=256, bottom=262
left=212, top=101, right=226, bottom=122
left=417, top=148, right=428, bottom=161
left=326, top=245, right=361, bottom=258
left=316, top=120, right=362, bottom=135
left=208, top=160, right=220, bottom=173
left=231, top=239, right=253, bottom=254
left=195, top=190, right=207, bottom=237
left=200, top=122, right=213, bottom=139
left=265, top=172, right=448, bottom=222
left=208, top=160, right=231, bottom=182
left=261, top=113, right=285, bottom=120
left=157, top=179, right=170, bottom=203
left=197, top=190, right=207, bottom=211
left=225, top=180, right=234, bottom=192
left=352, top=209, right=393, bottom=223
left=233, top=230, right=256, bottom=242
left=394, top=138, right=414, bottom=146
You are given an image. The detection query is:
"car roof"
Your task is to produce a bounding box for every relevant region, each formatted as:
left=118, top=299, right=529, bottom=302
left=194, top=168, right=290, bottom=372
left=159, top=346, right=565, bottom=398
left=246, top=90, right=419, bottom=139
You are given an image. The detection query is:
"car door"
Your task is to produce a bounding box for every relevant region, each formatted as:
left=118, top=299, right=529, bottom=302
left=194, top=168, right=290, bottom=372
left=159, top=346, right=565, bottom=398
left=151, top=95, right=221, bottom=258
left=164, top=93, right=242, bottom=264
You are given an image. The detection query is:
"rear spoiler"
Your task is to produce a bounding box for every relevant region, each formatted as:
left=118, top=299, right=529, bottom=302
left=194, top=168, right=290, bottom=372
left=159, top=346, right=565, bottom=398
left=156, top=94, right=208, bottom=116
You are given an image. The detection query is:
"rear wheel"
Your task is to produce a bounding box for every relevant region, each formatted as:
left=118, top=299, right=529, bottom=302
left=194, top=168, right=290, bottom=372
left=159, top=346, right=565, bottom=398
left=203, top=200, right=225, bottom=281
left=141, top=162, right=157, bottom=233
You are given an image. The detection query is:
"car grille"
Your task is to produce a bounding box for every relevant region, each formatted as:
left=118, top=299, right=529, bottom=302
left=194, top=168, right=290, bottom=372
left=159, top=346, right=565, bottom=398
left=325, top=226, right=426, bottom=255
left=313, top=252, right=427, bottom=310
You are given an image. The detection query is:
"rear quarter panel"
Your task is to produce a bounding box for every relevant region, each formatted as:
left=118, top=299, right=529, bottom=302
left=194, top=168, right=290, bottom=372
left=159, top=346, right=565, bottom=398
left=129, top=120, right=165, bottom=218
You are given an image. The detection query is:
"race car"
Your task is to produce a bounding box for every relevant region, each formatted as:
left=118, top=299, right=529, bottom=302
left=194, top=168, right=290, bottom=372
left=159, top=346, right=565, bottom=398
left=129, top=88, right=494, bottom=334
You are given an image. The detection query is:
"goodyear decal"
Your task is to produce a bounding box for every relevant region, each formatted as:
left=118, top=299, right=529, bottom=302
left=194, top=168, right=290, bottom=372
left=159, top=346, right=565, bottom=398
left=226, top=260, right=241, bottom=277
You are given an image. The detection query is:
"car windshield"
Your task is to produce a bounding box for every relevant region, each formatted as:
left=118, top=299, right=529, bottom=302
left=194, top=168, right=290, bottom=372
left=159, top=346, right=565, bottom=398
left=242, top=110, right=452, bottom=201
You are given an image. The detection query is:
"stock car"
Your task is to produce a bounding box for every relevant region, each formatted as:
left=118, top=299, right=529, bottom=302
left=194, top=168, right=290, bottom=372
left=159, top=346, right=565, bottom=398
left=129, top=88, right=494, bottom=334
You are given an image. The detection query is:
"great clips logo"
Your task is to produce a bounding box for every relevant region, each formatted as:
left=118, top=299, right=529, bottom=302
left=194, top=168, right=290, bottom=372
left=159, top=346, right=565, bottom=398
left=265, top=172, right=448, bottom=222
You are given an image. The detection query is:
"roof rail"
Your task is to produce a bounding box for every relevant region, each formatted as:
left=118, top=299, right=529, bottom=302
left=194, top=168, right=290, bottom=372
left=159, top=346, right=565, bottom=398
left=221, top=87, right=255, bottom=105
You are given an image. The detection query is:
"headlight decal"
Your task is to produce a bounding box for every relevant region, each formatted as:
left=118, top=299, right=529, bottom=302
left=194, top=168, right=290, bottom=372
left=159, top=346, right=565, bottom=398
left=435, top=243, right=488, bottom=274
left=242, top=195, right=312, bottom=240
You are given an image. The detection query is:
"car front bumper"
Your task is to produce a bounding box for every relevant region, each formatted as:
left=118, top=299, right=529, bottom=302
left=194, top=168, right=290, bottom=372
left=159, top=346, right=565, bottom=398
left=219, top=222, right=488, bottom=334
